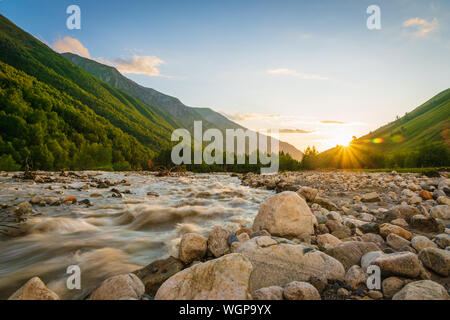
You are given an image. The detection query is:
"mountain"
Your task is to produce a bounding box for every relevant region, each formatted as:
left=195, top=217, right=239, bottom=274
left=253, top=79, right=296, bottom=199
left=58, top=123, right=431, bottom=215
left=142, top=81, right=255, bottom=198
left=316, top=89, right=450, bottom=168
left=355, top=88, right=450, bottom=152
left=62, top=53, right=304, bottom=161
left=0, top=14, right=176, bottom=170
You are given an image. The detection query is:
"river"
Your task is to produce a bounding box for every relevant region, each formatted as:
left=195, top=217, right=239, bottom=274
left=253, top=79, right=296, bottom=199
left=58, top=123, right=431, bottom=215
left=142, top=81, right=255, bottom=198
left=0, top=172, right=273, bottom=299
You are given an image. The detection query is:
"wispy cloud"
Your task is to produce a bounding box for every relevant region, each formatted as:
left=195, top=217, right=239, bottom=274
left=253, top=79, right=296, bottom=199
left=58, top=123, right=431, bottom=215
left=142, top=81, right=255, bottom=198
left=52, top=37, right=165, bottom=77
left=96, top=56, right=165, bottom=77
left=53, top=36, right=91, bottom=58
left=320, top=120, right=346, bottom=124
left=220, top=112, right=280, bottom=122
left=402, top=17, right=438, bottom=37
left=279, top=128, right=314, bottom=134
left=267, top=68, right=328, bottom=80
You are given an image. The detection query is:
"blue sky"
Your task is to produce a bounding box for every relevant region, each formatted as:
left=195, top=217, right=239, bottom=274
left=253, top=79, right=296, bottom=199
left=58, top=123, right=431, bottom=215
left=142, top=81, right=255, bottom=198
left=1, top=0, right=449, bottom=151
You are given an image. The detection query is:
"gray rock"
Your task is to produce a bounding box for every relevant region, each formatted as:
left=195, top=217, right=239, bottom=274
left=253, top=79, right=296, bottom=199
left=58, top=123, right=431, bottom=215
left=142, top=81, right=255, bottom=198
left=371, top=252, right=422, bottom=278
left=89, top=273, right=145, bottom=300
left=387, top=233, right=411, bottom=250
left=207, top=226, right=230, bottom=258
left=392, top=280, right=449, bottom=300
left=418, top=247, right=450, bottom=276
left=411, top=236, right=437, bottom=252
left=252, top=286, right=284, bottom=300
left=327, top=241, right=379, bottom=270
left=237, top=236, right=345, bottom=291
left=382, top=277, right=405, bottom=299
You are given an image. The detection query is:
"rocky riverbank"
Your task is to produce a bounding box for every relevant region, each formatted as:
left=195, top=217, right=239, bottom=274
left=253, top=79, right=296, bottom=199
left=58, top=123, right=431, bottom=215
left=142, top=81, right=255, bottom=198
left=4, top=170, right=450, bottom=300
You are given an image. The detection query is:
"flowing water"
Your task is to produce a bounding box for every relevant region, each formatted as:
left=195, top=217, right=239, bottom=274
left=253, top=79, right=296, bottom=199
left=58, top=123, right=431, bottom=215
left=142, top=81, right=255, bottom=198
left=0, top=172, right=273, bottom=299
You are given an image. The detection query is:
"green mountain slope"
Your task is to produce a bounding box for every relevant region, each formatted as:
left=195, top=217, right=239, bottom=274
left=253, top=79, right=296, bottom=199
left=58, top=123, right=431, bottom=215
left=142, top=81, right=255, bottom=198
left=0, top=14, right=177, bottom=170
left=355, top=88, right=450, bottom=152
left=62, top=53, right=304, bottom=161
left=315, top=89, right=450, bottom=168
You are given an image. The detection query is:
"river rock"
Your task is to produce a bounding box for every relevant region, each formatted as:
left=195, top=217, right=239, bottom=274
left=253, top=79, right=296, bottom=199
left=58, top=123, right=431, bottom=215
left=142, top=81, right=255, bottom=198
left=371, top=252, right=422, bottom=278
left=359, top=223, right=379, bottom=234
left=283, top=281, right=321, bottom=300
left=392, top=280, right=449, bottom=300
left=8, top=277, right=60, bottom=300
left=207, top=226, right=230, bottom=258
left=89, top=273, right=145, bottom=300
left=179, top=233, right=207, bottom=264
left=430, top=205, right=450, bottom=219
left=419, top=190, right=433, bottom=200
left=361, top=233, right=384, bottom=245
left=379, top=223, right=412, bottom=240
left=252, top=191, right=317, bottom=237
left=327, top=241, right=379, bottom=270
left=316, top=233, right=342, bottom=247
left=388, top=205, right=420, bottom=220
left=418, top=247, right=450, bottom=276
left=345, top=265, right=367, bottom=289
left=386, top=233, right=411, bottom=250
left=252, top=286, right=284, bottom=300
left=411, top=236, right=437, bottom=252
left=313, top=196, right=339, bottom=211
left=409, top=215, right=445, bottom=233
left=437, top=196, right=450, bottom=205
left=296, top=186, right=319, bottom=202
left=133, top=257, right=184, bottom=296
left=361, top=192, right=380, bottom=203
left=434, top=234, right=450, bottom=248
left=236, top=236, right=345, bottom=290
left=382, top=277, right=405, bottom=299
left=154, top=253, right=253, bottom=300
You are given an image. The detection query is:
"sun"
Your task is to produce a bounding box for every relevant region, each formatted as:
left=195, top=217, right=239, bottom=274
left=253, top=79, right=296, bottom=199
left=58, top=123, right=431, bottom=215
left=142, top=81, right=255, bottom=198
left=330, top=133, right=354, bottom=147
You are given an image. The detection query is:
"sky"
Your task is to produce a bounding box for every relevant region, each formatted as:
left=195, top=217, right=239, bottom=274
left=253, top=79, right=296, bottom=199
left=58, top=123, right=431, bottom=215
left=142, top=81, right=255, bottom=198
left=1, top=0, right=449, bottom=151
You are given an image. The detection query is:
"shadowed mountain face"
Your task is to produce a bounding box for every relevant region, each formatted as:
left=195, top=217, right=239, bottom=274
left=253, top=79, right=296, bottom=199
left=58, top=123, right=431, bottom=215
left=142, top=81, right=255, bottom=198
left=62, top=52, right=304, bottom=161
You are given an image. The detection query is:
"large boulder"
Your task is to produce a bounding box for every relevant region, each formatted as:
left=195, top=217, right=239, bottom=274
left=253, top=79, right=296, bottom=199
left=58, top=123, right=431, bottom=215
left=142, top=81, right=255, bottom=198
left=236, top=236, right=345, bottom=291
left=327, top=241, right=379, bottom=270
left=154, top=253, right=253, bottom=300
left=253, top=192, right=317, bottom=237
left=89, top=273, right=145, bottom=300
left=179, top=233, right=207, bottom=264
left=392, top=280, right=449, bottom=300
left=133, top=257, right=184, bottom=296
left=418, top=247, right=450, bottom=276
left=8, top=277, right=60, bottom=300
